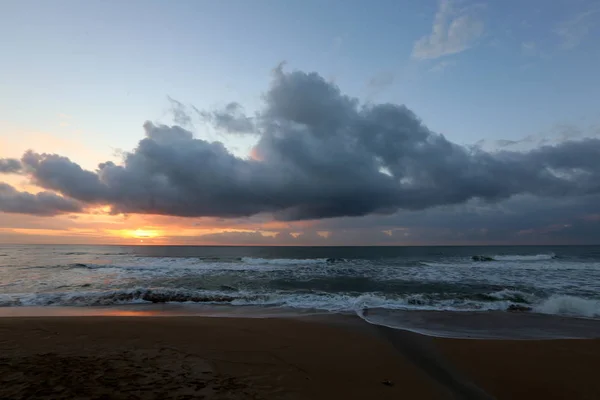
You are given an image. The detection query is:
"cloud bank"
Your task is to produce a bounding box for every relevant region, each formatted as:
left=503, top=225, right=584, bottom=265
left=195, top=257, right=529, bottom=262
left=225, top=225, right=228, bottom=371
left=1, top=66, right=599, bottom=228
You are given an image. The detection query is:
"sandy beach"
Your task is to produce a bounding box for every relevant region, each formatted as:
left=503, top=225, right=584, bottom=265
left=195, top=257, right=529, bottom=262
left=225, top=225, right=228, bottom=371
left=1, top=315, right=599, bottom=399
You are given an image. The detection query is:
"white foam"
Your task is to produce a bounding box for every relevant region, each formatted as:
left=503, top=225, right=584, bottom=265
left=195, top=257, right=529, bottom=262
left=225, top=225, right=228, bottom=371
left=238, top=292, right=416, bottom=311
left=534, top=295, right=600, bottom=318
left=355, top=309, right=468, bottom=338
left=0, top=289, right=499, bottom=311
left=233, top=291, right=513, bottom=313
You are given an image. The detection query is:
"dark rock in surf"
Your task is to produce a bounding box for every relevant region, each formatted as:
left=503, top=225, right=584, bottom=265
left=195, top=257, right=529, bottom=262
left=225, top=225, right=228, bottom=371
left=407, top=298, right=427, bottom=306
left=472, top=255, right=494, bottom=262
left=326, top=258, right=347, bottom=264
left=507, top=304, right=532, bottom=312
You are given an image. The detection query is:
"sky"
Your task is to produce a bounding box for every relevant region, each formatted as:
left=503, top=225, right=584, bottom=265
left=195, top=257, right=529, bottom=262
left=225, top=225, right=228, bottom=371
left=1, top=0, right=600, bottom=245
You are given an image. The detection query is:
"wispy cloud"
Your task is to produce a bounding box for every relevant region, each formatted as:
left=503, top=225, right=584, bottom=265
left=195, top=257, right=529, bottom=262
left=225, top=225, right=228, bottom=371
left=167, top=96, right=193, bottom=127
left=368, top=71, right=395, bottom=90
left=429, top=59, right=457, bottom=73
left=521, top=41, right=537, bottom=57
left=412, top=0, right=484, bottom=60
left=556, top=7, right=600, bottom=49
left=366, top=71, right=395, bottom=98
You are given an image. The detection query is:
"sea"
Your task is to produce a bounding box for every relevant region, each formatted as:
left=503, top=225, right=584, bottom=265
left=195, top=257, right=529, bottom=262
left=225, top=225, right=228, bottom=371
left=1, top=244, right=600, bottom=338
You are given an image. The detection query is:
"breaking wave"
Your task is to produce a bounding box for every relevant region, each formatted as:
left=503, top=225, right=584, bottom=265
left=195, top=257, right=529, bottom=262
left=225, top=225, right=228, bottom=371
left=1, top=287, right=597, bottom=318
left=0, top=288, right=240, bottom=307
left=534, top=295, right=600, bottom=318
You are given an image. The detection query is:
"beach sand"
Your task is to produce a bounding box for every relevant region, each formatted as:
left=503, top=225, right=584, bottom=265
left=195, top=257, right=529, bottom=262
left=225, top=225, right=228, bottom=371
left=1, top=315, right=599, bottom=399
left=436, top=337, right=600, bottom=399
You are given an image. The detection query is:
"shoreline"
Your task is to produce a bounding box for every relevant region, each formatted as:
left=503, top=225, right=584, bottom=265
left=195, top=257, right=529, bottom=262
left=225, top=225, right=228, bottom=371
left=2, top=314, right=600, bottom=399
left=2, top=304, right=600, bottom=340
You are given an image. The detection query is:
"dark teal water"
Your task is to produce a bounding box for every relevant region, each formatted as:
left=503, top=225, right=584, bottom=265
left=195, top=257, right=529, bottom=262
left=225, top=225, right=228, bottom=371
left=1, top=245, right=599, bottom=319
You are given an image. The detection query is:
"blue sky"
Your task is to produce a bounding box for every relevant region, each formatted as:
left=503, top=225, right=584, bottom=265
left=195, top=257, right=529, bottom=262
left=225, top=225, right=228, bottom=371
left=2, top=0, right=599, bottom=159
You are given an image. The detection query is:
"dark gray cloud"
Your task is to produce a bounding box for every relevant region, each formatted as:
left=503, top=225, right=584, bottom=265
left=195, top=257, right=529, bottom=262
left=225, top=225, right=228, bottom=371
left=8, top=67, right=600, bottom=223
left=0, top=183, right=82, bottom=216
left=200, top=102, right=255, bottom=134
left=0, top=158, right=22, bottom=174
left=20, top=151, right=108, bottom=203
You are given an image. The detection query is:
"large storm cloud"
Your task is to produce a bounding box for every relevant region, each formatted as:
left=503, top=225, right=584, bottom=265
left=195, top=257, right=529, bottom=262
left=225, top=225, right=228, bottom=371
left=1, top=67, right=599, bottom=221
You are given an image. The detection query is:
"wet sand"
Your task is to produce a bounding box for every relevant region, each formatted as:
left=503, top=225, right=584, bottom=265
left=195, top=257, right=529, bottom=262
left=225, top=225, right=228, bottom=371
left=1, top=316, right=599, bottom=399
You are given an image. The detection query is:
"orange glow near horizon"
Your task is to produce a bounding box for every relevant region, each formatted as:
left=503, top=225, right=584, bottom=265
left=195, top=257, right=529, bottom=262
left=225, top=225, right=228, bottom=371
left=1, top=216, right=331, bottom=245
left=0, top=206, right=330, bottom=245
left=99, top=310, right=163, bottom=317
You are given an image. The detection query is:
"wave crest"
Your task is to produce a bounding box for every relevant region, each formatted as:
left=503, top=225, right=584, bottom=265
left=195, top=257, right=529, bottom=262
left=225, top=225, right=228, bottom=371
left=2, top=287, right=598, bottom=319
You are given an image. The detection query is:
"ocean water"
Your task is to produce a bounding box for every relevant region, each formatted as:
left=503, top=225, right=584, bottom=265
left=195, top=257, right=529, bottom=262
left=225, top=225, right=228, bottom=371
left=1, top=244, right=599, bottom=320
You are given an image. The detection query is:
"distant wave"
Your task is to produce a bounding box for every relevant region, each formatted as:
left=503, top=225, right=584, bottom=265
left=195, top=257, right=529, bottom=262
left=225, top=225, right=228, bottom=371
left=492, top=253, right=556, bottom=261
left=419, top=261, right=452, bottom=267
left=122, top=256, right=331, bottom=266
left=67, top=257, right=327, bottom=273
left=240, top=257, right=329, bottom=265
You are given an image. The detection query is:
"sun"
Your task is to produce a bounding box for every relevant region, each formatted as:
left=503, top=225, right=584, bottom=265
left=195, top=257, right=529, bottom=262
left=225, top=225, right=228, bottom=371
left=131, top=229, right=159, bottom=238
